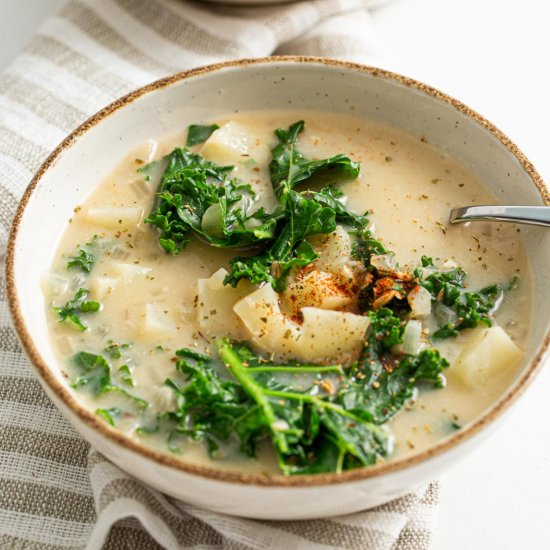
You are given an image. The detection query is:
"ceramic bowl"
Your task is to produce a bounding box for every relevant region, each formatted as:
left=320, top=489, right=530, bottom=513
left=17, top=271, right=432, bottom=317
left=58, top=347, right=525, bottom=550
left=6, top=57, right=550, bottom=520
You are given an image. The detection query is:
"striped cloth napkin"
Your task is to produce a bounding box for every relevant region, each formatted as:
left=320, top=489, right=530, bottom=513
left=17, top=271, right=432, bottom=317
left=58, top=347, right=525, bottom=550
left=0, top=0, right=440, bottom=548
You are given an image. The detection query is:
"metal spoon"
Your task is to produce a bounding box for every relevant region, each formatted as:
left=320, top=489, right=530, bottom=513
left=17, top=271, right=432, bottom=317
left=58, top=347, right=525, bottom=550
left=449, top=205, right=550, bottom=227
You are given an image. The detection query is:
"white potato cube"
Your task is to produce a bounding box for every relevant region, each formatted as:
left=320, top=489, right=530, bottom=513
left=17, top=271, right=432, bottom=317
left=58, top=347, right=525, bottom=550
left=140, top=303, right=175, bottom=338
left=197, top=268, right=255, bottom=339
left=282, top=269, right=354, bottom=314
left=299, top=308, right=370, bottom=362
left=85, top=207, right=143, bottom=230
left=308, top=226, right=353, bottom=277
left=454, top=326, right=523, bottom=387
left=234, top=285, right=369, bottom=363
left=91, top=276, right=119, bottom=300
left=200, top=122, right=249, bottom=166
left=233, top=284, right=300, bottom=357
left=112, top=262, right=152, bottom=282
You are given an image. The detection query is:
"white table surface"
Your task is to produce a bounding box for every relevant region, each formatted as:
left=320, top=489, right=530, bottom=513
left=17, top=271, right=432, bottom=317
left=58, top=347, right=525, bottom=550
left=1, top=1, right=549, bottom=549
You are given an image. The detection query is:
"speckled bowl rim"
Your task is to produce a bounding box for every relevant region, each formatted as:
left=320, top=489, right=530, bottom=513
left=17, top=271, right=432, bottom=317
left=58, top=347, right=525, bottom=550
left=6, top=56, right=550, bottom=487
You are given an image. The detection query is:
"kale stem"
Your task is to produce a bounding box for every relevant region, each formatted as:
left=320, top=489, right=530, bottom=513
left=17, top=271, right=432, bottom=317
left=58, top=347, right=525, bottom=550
left=262, top=388, right=387, bottom=439
left=262, top=389, right=354, bottom=420
left=246, top=365, right=343, bottom=374
left=217, top=338, right=289, bottom=455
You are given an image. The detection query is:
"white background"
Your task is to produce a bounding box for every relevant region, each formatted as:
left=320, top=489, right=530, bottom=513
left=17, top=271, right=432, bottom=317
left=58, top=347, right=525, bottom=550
left=1, top=1, right=549, bottom=549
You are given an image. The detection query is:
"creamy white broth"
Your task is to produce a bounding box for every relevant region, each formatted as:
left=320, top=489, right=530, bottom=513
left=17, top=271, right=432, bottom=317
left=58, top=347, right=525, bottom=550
left=44, top=110, right=531, bottom=473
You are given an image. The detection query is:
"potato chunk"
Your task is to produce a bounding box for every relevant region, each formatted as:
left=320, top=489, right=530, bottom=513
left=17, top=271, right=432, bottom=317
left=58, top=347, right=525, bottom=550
left=85, top=207, right=143, bottom=230
left=140, top=303, right=175, bottom=338
left=91, top=276, right=118, bottom=300
left=234, top=285, right=369, bottom=362
left=308, top=226, right=353, bottom=278
left=453, top=326, right=523, bottom=386
left=112, top=262, right=152, bottom=282
left=233, top=284, right=300, bottom=356
left=299, top=308, right=370, bottom=362
left=282, top=269, right=354, bottom=314
left=200, top=122, right=249, bottom=166
left=197, top=268, right=255, bottom=339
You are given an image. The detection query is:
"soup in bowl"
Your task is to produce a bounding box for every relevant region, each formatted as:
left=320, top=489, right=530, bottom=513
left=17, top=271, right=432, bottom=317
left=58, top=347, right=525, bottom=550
left=6, top=57, right=550, bottom=519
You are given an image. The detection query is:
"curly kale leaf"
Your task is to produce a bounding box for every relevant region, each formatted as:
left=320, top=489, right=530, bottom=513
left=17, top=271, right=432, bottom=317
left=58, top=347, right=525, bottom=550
left=144, top=147, right=274, bottom=253
left=415, top=256, right=502, bottom=340
left=186, top=124, right=219, bottom=146
left=71, top=351, right=148, bottom=411
left=269, top=120, right=360, bottom=198
left=339, top=308, right=449, bottom=424
left=66, top=235, right=99, bottom=273
left=53, top=288, right=100, bottom=332
left=225, top=121, right=366, bottom=289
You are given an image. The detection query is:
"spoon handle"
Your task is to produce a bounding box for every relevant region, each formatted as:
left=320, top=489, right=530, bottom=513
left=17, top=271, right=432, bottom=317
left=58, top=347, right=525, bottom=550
left=449, top=205, right=550, bottom=227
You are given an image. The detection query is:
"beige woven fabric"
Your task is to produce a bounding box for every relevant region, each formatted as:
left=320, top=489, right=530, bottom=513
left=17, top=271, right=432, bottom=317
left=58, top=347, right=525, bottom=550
left=0, top=0, right=440, bottom=548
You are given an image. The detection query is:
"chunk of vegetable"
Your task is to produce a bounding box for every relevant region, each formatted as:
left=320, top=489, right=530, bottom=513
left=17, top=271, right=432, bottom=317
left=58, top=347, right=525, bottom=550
left=91, top=276, right=119, bottom=300
left=41, top=272, right=69, bottom=297
left=140, top=304, right=176, bottom=337
left=196, top=268, right=255, bottom=339
left=408, top=285, right=432, bottom=318
left=85, top=207, right=143, bottom=229
left=112, top=262, right=152, bottom=282
left=200, top=122, right=249, bottom=166
left=299, top=308, right=370, bottom=362
left=234, top=284, right=369, bottom=362
left=308, top=226, right=353, bottom=278
left=233, top=284, right=300, bottom=357
left=453, top=326, right=523, bottom=386
left=282, top=269, right=354, bottom=313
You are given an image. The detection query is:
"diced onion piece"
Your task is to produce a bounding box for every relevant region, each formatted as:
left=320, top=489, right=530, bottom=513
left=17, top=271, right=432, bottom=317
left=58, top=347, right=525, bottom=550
left=140, top=303, right=175, bottom=337
left=200, top=122, right=249, bottom=166
left=91, top=276, right=118, bottom=300
left=433, top=302, right=457, bottom=325
left=370, top=253, right=397, bottom=273
left=408, top=285, right=432, bottom=318
left=41, top=272, right=69, bottom=297
left=197, top=268, right=255, bottom=339
left=151, top=386, right=175, bottom=412
left=85, top=207, right=143, bottom=230
left=201, top=203, right=224, bottom=237
left=453, top=326, right=523, bottom=387
left=112, top=262, right=152, bottom=282
left=308, top=226, right=352, bottom=277
left=400, top=320, right=422, bottom=355
left=442, top=259, right=458, bottom=269
left=299, top=308, right=370, bottom=362
left=233, top=284, right=300, bottom=356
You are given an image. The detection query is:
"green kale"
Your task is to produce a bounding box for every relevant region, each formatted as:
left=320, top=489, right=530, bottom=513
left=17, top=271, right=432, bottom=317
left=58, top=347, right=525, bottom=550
left=186, top=124, right=220, bottom=146
left=269, top=120, right=360, bottom=198
left=224, top=191, right=336, bottom=290
left=225, top=122, right=367, bottom=289
left=118, top=365, right=135, bottom=386
left=162, top=339, right=391, bottom=475
left=96, top=407, right=122, bottom=427
left=53, top=288, right=100, bottom=331
left=144, top=147, right=276, bottom=254
left=146, top=120, right=369, bottom=290
left=66, top=235, right=99, bottom=273
left=104, top=340, right=132, bottom=360
left=415, top=256, right=502, bottom=340
left=71, top=351, right=147, bottom=409
left=339, top=308, right=448, bottom=424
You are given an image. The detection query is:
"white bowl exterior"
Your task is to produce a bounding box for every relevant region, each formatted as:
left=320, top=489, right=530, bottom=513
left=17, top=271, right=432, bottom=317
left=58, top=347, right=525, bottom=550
left=11, top=60, right=550, bottom=518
